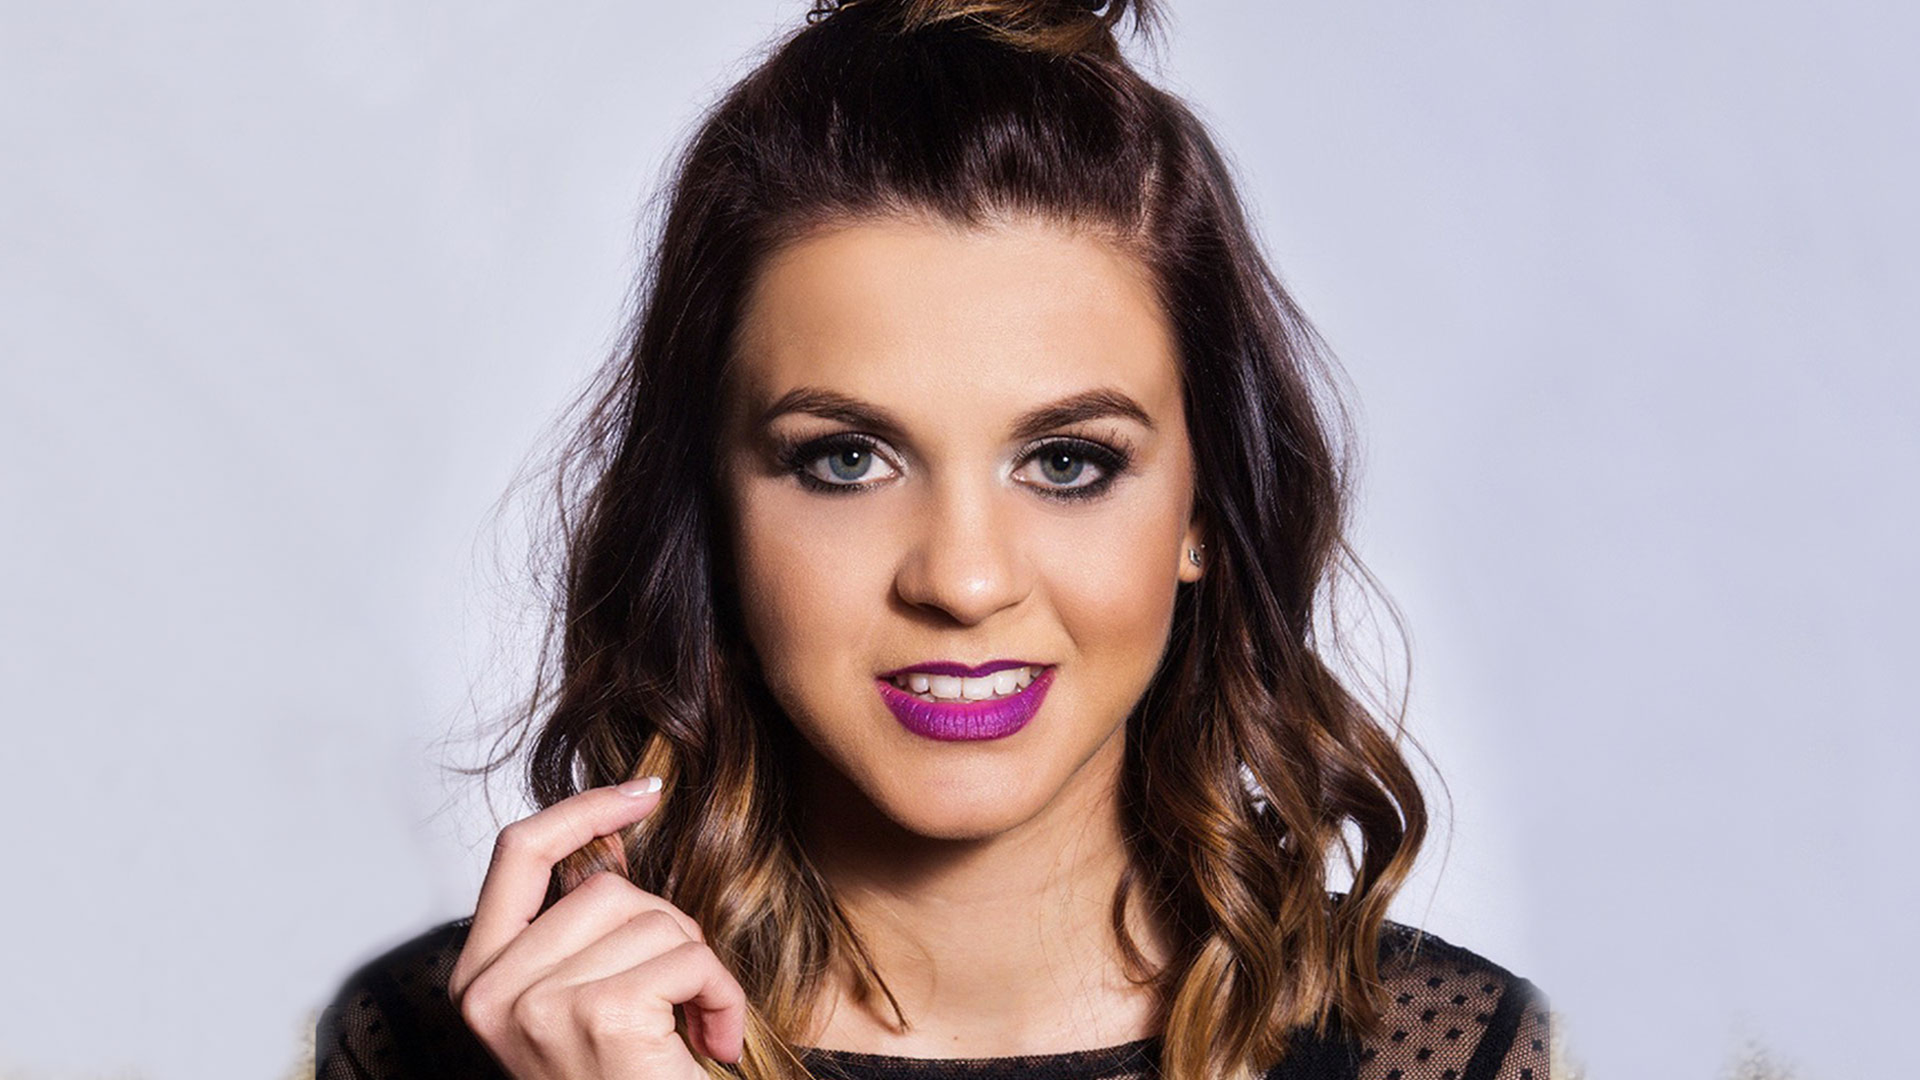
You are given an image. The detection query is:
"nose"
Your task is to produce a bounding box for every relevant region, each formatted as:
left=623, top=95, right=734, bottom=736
left=892, top=478, right=1031, bottom=626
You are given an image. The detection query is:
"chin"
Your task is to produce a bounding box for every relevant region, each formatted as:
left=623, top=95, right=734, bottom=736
left=867, top=777, right=1044, bottom=843
left=857, top=734, right=1122, bottom=845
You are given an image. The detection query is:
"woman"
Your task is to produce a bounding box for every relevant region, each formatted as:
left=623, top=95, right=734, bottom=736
left=318, top=1, right=1548, bottom=1078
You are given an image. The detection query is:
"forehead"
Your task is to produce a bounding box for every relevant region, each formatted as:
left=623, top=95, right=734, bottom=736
left=727, top=215, right=1180, bottom=415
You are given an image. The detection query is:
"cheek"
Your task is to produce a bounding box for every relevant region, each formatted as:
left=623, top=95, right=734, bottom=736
left=1028, top=485, right=1188, bottom=665
left=728, top=485, right=897, bottom=692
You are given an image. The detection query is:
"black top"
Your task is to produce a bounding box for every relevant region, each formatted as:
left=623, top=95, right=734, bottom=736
left=317, top=919, right=1547, bottom=1080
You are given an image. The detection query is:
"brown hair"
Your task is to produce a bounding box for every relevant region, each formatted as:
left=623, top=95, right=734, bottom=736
left=482, top=2, right=1427, bottom=1077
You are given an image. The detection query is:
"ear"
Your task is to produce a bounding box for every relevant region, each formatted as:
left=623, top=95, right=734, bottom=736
left=1177, top=514, right=1207, bottom=584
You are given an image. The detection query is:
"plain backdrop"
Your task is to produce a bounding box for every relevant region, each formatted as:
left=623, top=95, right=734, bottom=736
left=3, top=2, right=1915, bottom=1078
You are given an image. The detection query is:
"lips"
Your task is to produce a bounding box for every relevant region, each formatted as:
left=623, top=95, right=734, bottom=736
left=875, top=664, right=1055, bottom=741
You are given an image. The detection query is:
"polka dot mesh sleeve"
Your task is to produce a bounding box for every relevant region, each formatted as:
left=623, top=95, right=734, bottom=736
left=315, top=982, right=399, bottom=1080
left=315, top=920, right=508, bottom=1080
left=1352, top=924, right=1550, bottom=1080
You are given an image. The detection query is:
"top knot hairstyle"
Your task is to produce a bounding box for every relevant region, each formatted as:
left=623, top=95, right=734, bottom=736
left=807, top=0, right=1154, bottom=58
left=493, top=1, right=1430, bottom=1077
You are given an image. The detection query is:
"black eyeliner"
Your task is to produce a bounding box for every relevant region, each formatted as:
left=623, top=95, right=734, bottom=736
left=772, top=430, right=1134, bottom=500
left=775, top=431, right=891, bottom=494
left=1019, top=435, right=1134, bottom=502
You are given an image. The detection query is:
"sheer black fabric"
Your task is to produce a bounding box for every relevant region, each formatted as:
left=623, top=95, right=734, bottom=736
left=316, top=920, right=1547, bottom=1080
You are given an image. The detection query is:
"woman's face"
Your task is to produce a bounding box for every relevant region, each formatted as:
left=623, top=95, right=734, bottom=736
left=719, top=214, right=1203, bottom=842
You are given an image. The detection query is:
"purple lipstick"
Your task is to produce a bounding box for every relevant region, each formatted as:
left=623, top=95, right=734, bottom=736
left=875, top=660, right=1055, bottom=742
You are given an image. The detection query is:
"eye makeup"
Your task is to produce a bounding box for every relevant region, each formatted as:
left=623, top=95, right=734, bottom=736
left=773, top=431, right=900, bottom=494
left=1011, top=435, right=1134, bottom=501
left=770, top=427, right=1137, bottom=501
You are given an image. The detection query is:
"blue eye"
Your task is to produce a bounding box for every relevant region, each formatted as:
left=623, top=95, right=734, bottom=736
left=1014, top=438, right=1129, bottom=499
left=1037, top=450, right=1086, bottom=486
left=783, top=434, right=899, bottom=492
left=823, top=446, right=875, bottom=482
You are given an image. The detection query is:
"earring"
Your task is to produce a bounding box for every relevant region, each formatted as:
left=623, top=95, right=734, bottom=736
left=1187, top=546, right=1203, bottom=568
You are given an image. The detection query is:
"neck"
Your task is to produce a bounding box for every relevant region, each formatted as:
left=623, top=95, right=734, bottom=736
left=795, top=742, right=1172, bottom=1057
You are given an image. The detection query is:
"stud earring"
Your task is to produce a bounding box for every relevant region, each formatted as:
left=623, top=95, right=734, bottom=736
left=1188, top=546, right=1203, bottom=568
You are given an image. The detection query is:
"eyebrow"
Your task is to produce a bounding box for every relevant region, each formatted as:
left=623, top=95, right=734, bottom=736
left=758, top=386, right=1156, bottom=442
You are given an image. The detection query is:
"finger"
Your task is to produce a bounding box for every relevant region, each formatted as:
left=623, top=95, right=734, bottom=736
left=462, top=781, right=665, bottom=979
left=503, top=870, right=705, bottom=969
left=646, top=941, right=749, bottom=1064
left=536, top=908, right=698, bottom=994
left=582, top=940, right=749, bottom=1065
left=481, top=885, right=702, bottom=995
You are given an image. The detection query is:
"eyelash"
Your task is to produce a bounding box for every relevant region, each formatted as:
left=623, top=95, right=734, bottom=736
left=775, top=433, right=1134, bottom=502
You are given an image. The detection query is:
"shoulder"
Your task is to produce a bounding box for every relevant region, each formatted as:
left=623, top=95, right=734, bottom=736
left=315, top=919, right=508, bottom=1080
left=1345, top=922, right=1550, bottom=1080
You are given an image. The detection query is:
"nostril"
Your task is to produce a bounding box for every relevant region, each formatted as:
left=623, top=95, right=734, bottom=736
left=891, top=496, right=1034, bottom=624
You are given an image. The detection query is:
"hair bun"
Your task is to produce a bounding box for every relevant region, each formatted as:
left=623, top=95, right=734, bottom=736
left=807, top=0, right=1157, bottom=58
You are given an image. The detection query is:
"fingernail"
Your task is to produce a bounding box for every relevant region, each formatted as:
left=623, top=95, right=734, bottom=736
left=617, top=776, right=663, bottom=796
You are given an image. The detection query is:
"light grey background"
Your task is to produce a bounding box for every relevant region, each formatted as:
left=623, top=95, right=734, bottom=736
left=3, top=2, right=1914, bottom=1078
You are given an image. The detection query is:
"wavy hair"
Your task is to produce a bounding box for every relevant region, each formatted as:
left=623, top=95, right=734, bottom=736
left=479, top=1, right=1428, bottom=1077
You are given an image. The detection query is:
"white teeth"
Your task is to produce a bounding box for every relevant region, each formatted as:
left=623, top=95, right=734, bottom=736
left=889, top=666, right=1042, bottom=702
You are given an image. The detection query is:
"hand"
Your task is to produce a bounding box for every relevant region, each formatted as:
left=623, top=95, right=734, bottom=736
left=449, top=780, right=748, bottom=1079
